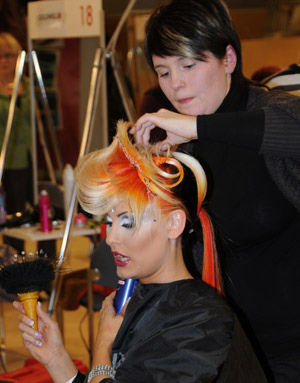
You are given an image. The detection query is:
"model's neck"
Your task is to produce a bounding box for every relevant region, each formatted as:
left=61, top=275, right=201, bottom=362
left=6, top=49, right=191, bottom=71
left=140, top=244, right=193, bottom=284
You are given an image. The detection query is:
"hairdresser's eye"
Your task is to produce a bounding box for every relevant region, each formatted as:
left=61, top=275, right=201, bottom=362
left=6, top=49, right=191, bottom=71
left=120, top=214, right=135, bottom=229
left=184, top=64, right=195, bottom=69
left=180, top=58, right=196, bottom=70
left=182, top=62, right=195, bottom=70
left=158, top=71, right=169, bottom=78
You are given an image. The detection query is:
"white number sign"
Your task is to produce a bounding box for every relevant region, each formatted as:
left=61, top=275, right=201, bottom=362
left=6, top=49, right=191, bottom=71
left=28, top=0, right=102, bottom=39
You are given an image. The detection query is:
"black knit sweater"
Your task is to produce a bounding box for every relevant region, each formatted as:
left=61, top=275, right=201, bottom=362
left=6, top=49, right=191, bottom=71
left=187, top=81, right=300, bottom=367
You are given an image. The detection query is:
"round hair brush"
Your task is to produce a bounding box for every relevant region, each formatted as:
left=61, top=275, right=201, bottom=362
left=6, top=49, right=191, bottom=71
left=0, top=257, right=55, bottom=329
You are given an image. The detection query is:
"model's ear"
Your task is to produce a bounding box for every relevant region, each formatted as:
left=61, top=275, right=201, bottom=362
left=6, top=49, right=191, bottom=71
left=167, top=209, right=186, bottom=239
left=223, top=44, right=237, bottom=74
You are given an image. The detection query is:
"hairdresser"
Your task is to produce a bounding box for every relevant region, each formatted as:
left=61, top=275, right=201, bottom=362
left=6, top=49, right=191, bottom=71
left=132, top=1, right=300, bottom=382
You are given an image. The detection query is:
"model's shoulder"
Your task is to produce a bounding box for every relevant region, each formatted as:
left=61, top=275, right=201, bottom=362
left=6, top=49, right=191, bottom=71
left=170, top=279, right=232, bottom=314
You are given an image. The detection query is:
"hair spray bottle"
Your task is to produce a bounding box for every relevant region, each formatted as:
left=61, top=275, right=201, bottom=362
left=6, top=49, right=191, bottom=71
left=114, top=278, right=139, bottom=314
left=39, top=189, right=52, bottom=232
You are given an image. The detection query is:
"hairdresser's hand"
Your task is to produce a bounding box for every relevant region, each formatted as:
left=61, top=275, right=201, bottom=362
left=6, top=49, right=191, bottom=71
left=13, top=301, right=77, bottom=383
left=131, top=109, right=197, bottom=150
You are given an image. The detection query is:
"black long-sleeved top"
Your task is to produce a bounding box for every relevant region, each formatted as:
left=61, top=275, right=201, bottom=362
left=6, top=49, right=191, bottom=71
left=186, top=81, right=300, bottom=362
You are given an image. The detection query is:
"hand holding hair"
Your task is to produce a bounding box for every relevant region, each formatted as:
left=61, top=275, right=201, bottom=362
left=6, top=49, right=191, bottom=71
left=131, top=109, right=197, bottom=149
left=13, top=300, right=78, bottom=383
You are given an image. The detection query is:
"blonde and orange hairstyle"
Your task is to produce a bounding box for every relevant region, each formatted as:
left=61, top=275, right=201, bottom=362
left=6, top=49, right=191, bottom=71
left=75, top=120, right=223, bottom=294
left=76, top=121, right=205, bottom=225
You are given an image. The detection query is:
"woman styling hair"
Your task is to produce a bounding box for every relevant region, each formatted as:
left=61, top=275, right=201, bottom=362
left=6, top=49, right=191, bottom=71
left=13, top=121, right=266, bottom=382
left=132, top=1, right=300, bottom=381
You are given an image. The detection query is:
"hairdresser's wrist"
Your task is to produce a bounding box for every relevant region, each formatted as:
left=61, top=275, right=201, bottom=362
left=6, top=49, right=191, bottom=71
left=190, top=115, right=198, bottom=140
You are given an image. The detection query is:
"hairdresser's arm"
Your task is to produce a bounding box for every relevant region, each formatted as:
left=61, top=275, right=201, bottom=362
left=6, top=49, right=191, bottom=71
left=88, top=293, right=124, bottom=383
left=13, top=301, right=78, bottom=383
left=132, top=109, right=197, bottom=149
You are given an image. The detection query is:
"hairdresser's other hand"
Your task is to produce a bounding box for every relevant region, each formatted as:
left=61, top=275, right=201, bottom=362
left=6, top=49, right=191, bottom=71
left=131, top=109, right=197, bottom=150
left=13, top=301, right=77, bottom=383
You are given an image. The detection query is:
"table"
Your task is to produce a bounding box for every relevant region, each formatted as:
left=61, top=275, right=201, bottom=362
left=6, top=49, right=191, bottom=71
left=0, top=221, right=101, bottom=256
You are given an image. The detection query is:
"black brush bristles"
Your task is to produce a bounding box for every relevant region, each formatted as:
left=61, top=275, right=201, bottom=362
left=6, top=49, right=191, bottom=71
left=0, top=258, right=55, bottom=294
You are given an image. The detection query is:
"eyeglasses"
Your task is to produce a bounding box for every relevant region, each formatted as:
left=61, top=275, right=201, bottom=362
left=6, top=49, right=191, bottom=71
left=0, top=53, right=17, bottom=60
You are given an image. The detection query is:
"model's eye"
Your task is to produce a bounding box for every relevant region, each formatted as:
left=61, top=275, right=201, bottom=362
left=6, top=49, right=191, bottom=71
left=103, top=215, right=112, bottom=227
left=120, top=214, right=135, bottom=229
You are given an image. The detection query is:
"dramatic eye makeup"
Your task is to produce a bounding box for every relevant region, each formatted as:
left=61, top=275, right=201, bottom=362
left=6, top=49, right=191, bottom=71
left=104, top=212, right=135, bottom=229
left=119, top=213, right=135, bottom=229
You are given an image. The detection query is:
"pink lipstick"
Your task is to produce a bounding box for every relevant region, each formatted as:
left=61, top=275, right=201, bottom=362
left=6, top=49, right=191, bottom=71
left=112, top=252, right=130, bottom=267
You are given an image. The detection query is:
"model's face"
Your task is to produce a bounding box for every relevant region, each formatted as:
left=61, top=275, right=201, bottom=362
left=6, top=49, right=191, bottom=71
left=153, top=52, right=233, bottom=115
left=105, top=201, right=173, bottom=284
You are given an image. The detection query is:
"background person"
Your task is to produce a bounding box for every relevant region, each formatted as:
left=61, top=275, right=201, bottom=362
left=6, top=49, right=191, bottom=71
left=0, top=32, right=32, bottom=213
left=250, top=65, right=282, bottom=83
left=13, top=121, right=267, bottom=383
left=131, top=1, right=300, bottom=382
left=263, top=63, right=300, bottom=96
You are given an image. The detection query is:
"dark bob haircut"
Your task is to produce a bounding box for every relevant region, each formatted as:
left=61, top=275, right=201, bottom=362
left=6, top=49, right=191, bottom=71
left=145, top=0, right=245, bottom=83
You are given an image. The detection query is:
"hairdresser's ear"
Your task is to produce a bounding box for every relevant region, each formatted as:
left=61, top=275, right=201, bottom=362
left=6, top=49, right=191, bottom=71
left=167, top=209, right=186, bottom=239
left=223, top=44, right=237, bottom=74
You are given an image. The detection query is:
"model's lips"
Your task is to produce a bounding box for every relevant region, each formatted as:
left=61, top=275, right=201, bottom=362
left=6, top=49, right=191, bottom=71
left=177, top=97, right=194, bottom=104
left=112, top=252, right=130, bottom=267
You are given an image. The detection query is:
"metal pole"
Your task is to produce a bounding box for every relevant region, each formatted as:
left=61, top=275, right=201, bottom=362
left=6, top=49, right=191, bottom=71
left=110, top=49, right=137, bottom=122
left=32, top=51, right=64, bottom=181
left=48, top=0, right=137, bottom=315
left=48, top=48, right=104, bottom=315
left=28, top=40, right=39, bottom=205
left=99, top=5, right=108, bottom=148
left=35, top=104, right=57, bottom=184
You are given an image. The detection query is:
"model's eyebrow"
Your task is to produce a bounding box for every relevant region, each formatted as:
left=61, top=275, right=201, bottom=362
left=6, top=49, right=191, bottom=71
left=117, top=211, right=128, bottom=218
left=106, top=211, right=128, bottom=218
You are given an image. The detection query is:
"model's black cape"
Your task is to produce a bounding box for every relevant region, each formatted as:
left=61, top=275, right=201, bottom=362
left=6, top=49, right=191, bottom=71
left=108, top=280, right=266, bottom=383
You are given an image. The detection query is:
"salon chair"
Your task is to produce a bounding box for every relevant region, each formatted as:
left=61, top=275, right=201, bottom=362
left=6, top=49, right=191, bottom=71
left=56, top=240, right=118, bottom=364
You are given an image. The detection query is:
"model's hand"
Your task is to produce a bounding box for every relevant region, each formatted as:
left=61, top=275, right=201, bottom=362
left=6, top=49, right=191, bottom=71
left=95, top=292, right=124, bottom=350
left=131, top=109, right=197, bottom=150
left=13, top=301, right=77, bottom=383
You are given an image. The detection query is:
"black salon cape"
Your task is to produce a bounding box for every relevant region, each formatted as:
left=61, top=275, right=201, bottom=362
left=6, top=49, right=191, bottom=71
left=107, top=280, right=266, bottom=383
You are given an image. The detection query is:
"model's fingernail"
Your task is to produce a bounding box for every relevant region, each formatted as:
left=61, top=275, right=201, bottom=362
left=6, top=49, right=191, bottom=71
left=29, top=320, right=34, bottom=327
left=35, top=332, right=43, bottom=339
left=35, top=340, right=43, bottom=347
